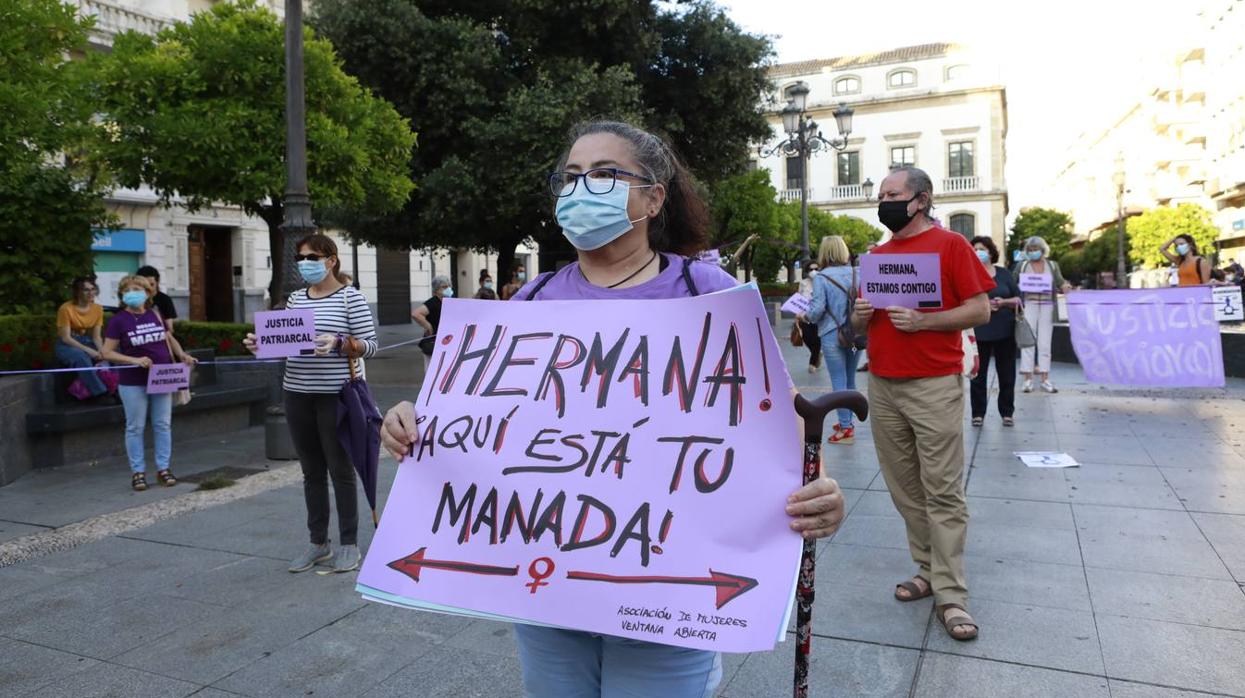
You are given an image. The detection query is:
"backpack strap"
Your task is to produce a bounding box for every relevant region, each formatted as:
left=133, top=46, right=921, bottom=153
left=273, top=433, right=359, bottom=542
left=523, top=270, right=559, bottom=300
left=681, top=257, right=700, bottom=297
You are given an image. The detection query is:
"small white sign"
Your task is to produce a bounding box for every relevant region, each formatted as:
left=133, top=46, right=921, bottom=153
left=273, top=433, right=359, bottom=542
left=1013, top=451, right=1080, bottom=468
left=1019, top=273, right=1050, bottom=293
left=1213, top=286, right=1243, bottom=322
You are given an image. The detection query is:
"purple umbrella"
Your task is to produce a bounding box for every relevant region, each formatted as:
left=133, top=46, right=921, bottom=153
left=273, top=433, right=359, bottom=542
left=337, top=356, right=384, bottom=527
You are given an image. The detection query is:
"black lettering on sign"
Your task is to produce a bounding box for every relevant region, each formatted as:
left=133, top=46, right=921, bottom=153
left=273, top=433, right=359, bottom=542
left=439, top=324, right=504, bottom=396
left=663, top=313, right=712, bottom=412
left=617, top=335, right=650, bottom=406
left=580, top=329, right=630, bottom=408
left=482, top=332, right=552, bottom=398
left=535, top=335, right=587, bottom=418
left=702, top=321, right=745, bottom=426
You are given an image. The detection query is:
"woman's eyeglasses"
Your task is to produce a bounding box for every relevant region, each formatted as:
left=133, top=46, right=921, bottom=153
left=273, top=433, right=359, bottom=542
left=295, top=254, right=327, bottom=262
left=548, top=168, right=653, bottom=197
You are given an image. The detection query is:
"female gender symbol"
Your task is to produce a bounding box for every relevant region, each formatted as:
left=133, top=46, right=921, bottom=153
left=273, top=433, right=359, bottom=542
left=526, top=557, right=556, bottom=594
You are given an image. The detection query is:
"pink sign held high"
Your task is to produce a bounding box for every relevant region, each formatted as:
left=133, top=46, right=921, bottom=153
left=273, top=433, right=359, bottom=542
left=357, top=290, right=802, bottom=653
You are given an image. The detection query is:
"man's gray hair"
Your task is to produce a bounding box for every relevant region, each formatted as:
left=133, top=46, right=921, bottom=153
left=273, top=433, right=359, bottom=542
left=1024, top=236, right=1050, bottom=256
left=431, top=275, right=451, bottom=291
left=891, top=166, right=936, bottom=217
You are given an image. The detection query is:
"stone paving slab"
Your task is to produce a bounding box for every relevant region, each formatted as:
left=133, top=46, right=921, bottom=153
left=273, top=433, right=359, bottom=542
left=913, top=653, right=1110, bottom=698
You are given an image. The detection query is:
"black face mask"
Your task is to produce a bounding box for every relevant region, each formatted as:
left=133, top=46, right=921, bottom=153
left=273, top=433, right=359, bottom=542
left=878, top=195, right=920, bottom=233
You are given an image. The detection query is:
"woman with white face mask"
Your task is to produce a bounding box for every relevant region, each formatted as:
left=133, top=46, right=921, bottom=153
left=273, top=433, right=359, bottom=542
left=376, top=120, right=848, bottom=697
left=244, top=234, right=378, bottom=575
left=1014, top=236, right=1071, bottom=393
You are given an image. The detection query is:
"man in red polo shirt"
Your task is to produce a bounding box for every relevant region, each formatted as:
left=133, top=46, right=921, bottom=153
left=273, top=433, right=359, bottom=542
left=852, top=166, right=993, bottom=642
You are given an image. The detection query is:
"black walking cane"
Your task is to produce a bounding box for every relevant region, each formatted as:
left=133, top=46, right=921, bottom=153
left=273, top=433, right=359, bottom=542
left=793, top=390, right=869, bottom=698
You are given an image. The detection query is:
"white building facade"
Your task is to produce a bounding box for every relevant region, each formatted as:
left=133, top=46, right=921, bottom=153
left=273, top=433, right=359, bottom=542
left=757, top=44, right=1009, bottom=249
left=78, top=0, right=536, bottom=323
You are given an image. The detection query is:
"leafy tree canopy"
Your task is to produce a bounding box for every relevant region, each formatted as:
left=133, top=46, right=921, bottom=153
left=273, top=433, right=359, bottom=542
left=1127, top=203, right=1219, bottom=269
left=0, top=0, right=108, bottom=312
left=1008, top=207, right=1073, bottom=263
left=312, top=0, right=773, bottom=281
left=86, top=0, right=416, bottom=303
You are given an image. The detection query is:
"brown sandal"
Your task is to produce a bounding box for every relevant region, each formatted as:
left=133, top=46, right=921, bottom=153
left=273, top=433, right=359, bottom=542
left=938, top=603, right=979, bottom=641
left=131, top=473, right=148, bottom=492
left=894, top=575, right=932, bottom=602
left=156, top=469, right=177, bottom=487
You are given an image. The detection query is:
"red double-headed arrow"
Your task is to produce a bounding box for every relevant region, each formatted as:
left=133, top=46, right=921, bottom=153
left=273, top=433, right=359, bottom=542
left=566, top=569, right=759, bottom=609
left=388, top=547, right=519, bottom=582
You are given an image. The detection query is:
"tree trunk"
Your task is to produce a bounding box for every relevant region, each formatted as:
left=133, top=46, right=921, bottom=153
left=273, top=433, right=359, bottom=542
left=744, top=248, right=753, bottom=282
left=258, top=203, right=284, bottom=309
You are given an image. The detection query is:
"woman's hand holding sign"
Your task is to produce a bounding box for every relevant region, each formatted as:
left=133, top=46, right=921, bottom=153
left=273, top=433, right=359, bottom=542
left=382, top=400, right=420, bottom=461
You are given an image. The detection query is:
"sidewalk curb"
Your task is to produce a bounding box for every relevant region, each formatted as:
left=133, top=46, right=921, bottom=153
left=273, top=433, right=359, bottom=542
left=0, top=464, right=302, bottom=568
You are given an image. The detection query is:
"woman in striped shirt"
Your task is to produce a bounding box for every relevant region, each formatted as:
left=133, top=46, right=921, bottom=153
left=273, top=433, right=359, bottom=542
left=244, top=234, right=378, bottom=574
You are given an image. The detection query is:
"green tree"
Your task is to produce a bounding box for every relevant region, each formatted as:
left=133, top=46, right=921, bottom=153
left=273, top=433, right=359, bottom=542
left=711, top=170, right=780, bottom=244
left=1127, top=203, right=1219, bottom=269
left=811, top=213, right=881, bottom=258
left=1008, top=207, right=1073, bottom=263
left=313, top=0, right=773, bottom=283
left=87, top=1, right=416, bottom=305
left=0, top=0, right=110, bottom=312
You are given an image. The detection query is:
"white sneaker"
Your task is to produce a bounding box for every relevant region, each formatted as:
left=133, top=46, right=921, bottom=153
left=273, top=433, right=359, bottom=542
left=1022, top=379, right=1034, bottom=393
left=1040, top=380, right=1058, bottom=393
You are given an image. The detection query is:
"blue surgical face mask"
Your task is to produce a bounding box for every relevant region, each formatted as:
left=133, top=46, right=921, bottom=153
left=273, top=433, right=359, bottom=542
left=483, top=281, right=494, bottom=290
left=555, top=180, right=650, bottom=251
left=122, top=290, right=147, bottom=309
left=1027, top=250, right=1042, bottom=261
left=517, top=272, right=527, bottom=282
left=298, top=260, right=328, bottom=284
left=976, top=250, right=991, bottom=264
left=1176, top=243, right=1190, bottom=256
left=442, top=287, right=454, bottom=298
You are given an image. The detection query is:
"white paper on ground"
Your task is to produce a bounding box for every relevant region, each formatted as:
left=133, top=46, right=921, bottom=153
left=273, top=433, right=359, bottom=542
left=1013, top=451, right=1080, bottom=468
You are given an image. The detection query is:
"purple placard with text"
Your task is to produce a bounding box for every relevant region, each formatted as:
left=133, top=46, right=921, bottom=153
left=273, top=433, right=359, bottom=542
left=254, top=309, right=316, bottom=359
left=146, top=363, right=189, bottom=394
left=1067, top=287, right=1224, bottom=388
left=357, top=292, right=802, bottom=653
left=780, top=293, right=809, bottom=315
left=859, top=253, right=942, bottom=309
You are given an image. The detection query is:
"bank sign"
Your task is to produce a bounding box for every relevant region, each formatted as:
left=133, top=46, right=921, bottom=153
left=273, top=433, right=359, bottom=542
left=91, top=229, right=147, bottom=253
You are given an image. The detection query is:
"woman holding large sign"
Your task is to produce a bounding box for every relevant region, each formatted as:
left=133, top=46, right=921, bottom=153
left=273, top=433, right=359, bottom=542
left=244, top=234, right=378, bottom=575
left=380, top=121, right=847, bottom=697
left=1015, top=236, right=1071, bottom=393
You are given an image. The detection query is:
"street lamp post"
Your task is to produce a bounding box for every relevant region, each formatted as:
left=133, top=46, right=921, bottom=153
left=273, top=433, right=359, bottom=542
left=758, top=82, right=855, bottom=266
left=278, top=0, right=316, bottom=305
left=1113, top=153, right=1127, bottom=288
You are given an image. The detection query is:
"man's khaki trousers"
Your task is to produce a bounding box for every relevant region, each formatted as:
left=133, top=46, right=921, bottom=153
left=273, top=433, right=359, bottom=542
left=868, top=373, right=969, bottom=608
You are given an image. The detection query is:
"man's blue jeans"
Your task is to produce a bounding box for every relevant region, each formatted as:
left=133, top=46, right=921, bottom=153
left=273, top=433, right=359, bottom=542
left=118, top=385, right=172, bottom=473
left=54, top=336, right=107, bottom=397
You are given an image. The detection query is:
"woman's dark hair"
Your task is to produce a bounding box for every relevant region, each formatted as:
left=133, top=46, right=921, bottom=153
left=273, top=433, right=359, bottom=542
left=1175, top=235, right=1199, bottom=257
left=558, top=121, right=709, bottom=256
left=71, top=276, right=97, bottom=303
left=295, top=233, right=348, bottom=283
left=971, top=236, right=999, bottom=264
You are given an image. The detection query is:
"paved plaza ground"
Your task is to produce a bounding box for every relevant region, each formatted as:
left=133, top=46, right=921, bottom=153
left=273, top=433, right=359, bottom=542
left=2, top=321, right=1245, bottom=697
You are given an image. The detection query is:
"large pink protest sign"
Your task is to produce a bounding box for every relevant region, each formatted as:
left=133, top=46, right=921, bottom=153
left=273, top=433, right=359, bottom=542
left=1067, top=287, right=1224, bottom=388
left=357, top=291, right=802, bottom=652
left=146, top=363, right=189, bottom=394
left=254, top=309, right=316, bottom=359
left=859, top=253, right=942, bottom=309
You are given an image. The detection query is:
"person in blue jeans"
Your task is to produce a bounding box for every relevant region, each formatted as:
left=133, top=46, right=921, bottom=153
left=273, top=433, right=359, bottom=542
left=101, top=275, right=196, bottom=491
left=379, top=120, right=848, bottom=697
left=55, top=277, right=114, bottom=403
left=802, top=235, right=860, bottom=444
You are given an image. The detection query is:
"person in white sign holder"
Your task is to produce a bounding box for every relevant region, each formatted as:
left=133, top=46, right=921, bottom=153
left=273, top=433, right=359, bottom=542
left=1014, top=236, right=1071, bottom=393
left=380, top=120, right=847, bottom=698
left=244, top=233, right=378, bottom=575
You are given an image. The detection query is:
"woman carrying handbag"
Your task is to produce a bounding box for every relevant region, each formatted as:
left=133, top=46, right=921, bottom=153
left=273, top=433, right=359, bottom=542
left=968, top=237, right=1021, bottom=427
left=245, top=234, right=378, bottom=574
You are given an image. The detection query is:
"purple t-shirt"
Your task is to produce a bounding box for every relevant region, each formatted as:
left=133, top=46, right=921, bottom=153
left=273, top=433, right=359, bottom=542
left=512, top=253, right=738, bottom=301
left=105, top=309, right=174, bottom=386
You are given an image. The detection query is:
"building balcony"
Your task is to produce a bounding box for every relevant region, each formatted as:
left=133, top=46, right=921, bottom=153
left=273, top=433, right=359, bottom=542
left=942, top=176, right=979, bottom=193
left=779, top=189, right=806, bottom=203
left=828, top=184, right=866, bottom=201
left=78, top=0, right=170, bottom=45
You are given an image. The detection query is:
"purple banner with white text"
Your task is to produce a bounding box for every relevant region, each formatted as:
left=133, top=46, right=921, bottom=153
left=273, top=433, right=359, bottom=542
left=1067, top=288, right=1224, bottom=388
left=357, top=291, right=802, bottom=652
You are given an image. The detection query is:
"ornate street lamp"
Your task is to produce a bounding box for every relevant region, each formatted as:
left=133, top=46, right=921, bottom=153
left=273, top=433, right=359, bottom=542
left=759, top=81, right=855, bottom=265
left=1113, top=152, right=1127, bottom=287
left=277, top=0, right=316, bottom=306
